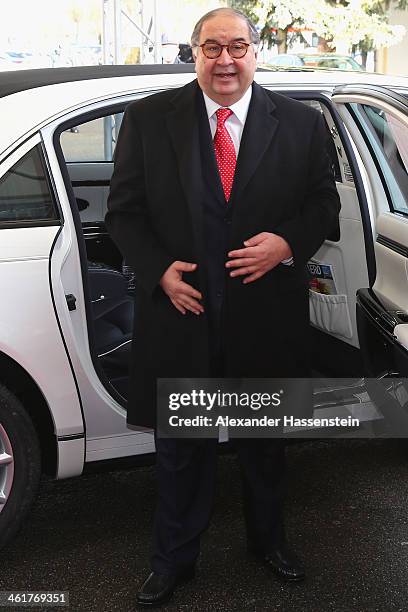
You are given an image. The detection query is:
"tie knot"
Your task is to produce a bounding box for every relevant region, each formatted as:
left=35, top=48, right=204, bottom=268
left=216, top=108, right=233, bottom=127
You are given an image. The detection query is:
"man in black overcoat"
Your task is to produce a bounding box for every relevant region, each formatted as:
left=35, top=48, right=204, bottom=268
left=105, top=7, right=340, bottom=607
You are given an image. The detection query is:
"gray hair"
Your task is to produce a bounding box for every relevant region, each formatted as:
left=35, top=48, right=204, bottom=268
left=190, top=7, right=260, bottom=49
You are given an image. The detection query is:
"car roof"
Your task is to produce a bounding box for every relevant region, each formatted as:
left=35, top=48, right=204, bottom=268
left=1, top=65, right=408, bottom=159
left=0, top=64, right=197, bottom=98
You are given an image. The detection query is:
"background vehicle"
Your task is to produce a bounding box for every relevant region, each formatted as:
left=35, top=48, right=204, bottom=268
left=0, top=54, right=15, bottom=71
left=268, top=53, right=364, bottom=71
left=0, top=51, right=53, bottom=71
left=0, top=51, right=26, bottom=71
left=1, top=64, right=408, bottom=550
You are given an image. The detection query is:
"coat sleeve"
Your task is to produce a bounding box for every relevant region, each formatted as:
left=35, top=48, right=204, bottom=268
left=105, top=104, right=174, bottom=296
left=273, top=111, right=341, bottom=267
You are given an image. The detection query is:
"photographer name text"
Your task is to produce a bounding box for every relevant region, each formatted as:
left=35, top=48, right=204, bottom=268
left=168, top=415, right=360, bottom=428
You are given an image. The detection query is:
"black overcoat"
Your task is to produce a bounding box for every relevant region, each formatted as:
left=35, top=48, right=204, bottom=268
left=105, top=79, right=341, bottom=428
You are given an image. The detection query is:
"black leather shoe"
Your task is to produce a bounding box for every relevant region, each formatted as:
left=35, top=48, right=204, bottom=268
left=136, top=567, right=195, bottom=607
left=249, top=542, right=305, bottom=582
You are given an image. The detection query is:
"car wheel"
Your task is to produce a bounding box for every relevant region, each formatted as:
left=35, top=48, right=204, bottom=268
left=0, top=383, right=41, bottom=550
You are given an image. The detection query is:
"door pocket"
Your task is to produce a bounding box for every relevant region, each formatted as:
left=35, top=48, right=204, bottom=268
left=309, top=290, right=353, bottom=339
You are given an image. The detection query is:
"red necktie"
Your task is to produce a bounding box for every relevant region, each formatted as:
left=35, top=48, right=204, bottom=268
left=213, top=108, right=236, bottom=202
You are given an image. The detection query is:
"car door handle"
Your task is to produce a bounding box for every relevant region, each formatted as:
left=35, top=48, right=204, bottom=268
left=76, top=197, right=89, bottom=212
left=65, top=294, right=77, bottom=311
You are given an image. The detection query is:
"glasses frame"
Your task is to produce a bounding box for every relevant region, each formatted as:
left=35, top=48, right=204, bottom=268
left=198, top=42, right=252, bottom=59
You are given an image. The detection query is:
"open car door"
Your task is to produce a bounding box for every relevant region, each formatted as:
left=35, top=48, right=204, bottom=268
left=330, top=84, right=408, bottom=435
left=332, top=84, right=408, bottom=379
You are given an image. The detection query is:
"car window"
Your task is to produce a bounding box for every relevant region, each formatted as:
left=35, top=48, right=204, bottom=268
left=0, top=145, right=59, bottom=226
left=274, top=56, right=291, bottom=66
left=272, top=55, right=303, bottom=67
left=60, top=113, right=123, bottom=163
left=352, top=103, right=408, bottom=215
left=299, top=99, right=342, bottom=183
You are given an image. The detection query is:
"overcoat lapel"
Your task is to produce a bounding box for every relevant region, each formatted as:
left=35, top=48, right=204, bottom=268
left=230, top=82, right=279, bottom=206
left=196, top=90, right=226, bottom=206
left=165, top=79, right=207, bottom=291
left=165, top=80, right=202, bottom=224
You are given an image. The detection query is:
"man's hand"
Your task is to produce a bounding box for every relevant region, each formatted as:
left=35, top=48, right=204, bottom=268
left=226, top=232, right=292, bottom=284
left=159, top=261, right=204, bottom=315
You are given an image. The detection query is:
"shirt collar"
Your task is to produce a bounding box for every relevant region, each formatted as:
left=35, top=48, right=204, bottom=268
left=202, top=85, right=252, bottom=125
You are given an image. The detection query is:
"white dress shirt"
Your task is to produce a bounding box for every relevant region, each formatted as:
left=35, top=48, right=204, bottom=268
left=203, top=86, right=252, bottom=157
left=202, top=85, right=293, bottom=265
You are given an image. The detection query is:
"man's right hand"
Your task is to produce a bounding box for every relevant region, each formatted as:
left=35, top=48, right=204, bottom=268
left=159, top=261, right=204, bottom=316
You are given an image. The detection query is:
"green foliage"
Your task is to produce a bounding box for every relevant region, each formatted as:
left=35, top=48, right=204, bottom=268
left=228, top=0, right=261, bottom=23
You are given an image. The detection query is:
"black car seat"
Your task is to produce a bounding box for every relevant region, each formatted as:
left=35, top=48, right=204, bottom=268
left=87, top=261, right=134, bottom=398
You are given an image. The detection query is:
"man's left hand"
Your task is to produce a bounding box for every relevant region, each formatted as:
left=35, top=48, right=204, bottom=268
left=226, top=232, right=292, bottom=284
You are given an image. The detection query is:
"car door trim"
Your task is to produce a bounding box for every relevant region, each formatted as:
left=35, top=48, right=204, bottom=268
left=285, top=90, right=376, bottom=286
left=57, top=433, right=85, bottom=441
left=71, top=179, right=111, bottom=187
left=333, top=84, right=408, bottom=116
left=43, top=135, right=87, bottom=451
left=357, top=288, right=398, bottom=336
left=377, top=234, right=408, bottom=258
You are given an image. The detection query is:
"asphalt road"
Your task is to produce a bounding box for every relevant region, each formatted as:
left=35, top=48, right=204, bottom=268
left=1, top=439, right=408, bottom=612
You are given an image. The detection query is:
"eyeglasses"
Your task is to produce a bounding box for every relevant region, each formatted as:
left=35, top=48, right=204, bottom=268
left=199, top=42, right=251, bottom=59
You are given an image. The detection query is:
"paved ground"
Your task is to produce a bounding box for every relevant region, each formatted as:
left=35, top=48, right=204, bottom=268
left=1, top=439, right=408, bottom=612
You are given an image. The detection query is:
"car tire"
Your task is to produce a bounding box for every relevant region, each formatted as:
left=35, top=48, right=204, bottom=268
left=0, top=383, right=41, bottom=550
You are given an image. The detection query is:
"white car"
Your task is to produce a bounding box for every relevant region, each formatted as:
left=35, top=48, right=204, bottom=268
left=266, top=53, right=364, bottom=71
left=1, top=64, right=408, bottom=551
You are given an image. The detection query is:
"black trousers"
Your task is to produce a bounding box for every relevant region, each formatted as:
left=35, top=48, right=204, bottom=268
left=151, top=435, right=286, bottom=574
left=151, top=319, right=286, bottom=575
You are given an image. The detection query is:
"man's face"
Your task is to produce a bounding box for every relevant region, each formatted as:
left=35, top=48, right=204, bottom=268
left=194, top=14, right=257, bottom=106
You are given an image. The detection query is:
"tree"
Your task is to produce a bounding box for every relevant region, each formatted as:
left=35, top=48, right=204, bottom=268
left=240, top=0, right=316, bottom=53
left=230, top=0, right=335, bottom=53
left=229, top=0, right=407, bottom=64
left=229, top=0, right=262, bottom=24
left=359, top=0, right=408, bottom=67
left=69, top=1, right=84, bottom=44
left=313, top=1, right=406, bottom=67
left=67, top=0, right=102, bottom=46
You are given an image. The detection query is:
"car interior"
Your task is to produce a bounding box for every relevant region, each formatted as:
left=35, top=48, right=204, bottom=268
left=56, top=91, right=400, bottom=417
